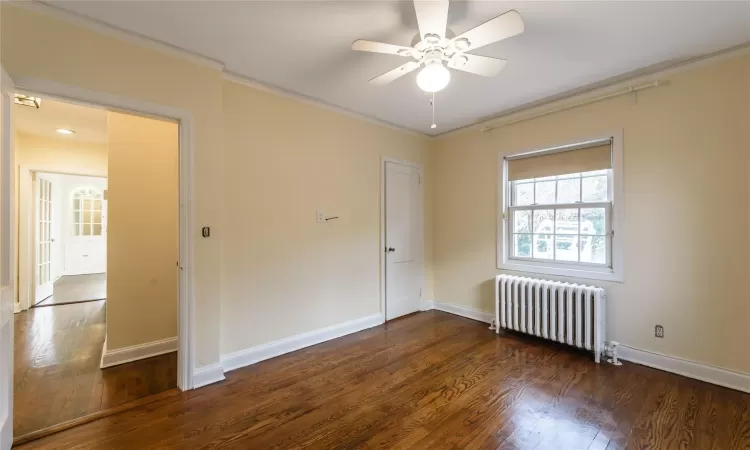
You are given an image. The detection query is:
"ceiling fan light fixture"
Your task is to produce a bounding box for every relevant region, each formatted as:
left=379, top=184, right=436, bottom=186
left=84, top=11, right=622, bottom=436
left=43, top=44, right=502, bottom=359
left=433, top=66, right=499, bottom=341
left=416, top=63, right=450, bottom=93
left=453, top=38, right=471, bottom=51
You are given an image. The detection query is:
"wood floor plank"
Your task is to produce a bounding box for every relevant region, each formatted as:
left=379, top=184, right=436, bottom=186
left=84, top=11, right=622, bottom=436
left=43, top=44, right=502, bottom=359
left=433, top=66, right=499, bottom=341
left=15, top=311, right=750, bottom=450
left=13, top=300, right=177, bottom=437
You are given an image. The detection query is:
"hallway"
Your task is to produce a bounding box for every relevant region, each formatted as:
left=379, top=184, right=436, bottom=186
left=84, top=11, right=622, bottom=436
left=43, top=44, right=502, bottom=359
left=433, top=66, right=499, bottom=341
left=13, top=301, right=177, bottom=438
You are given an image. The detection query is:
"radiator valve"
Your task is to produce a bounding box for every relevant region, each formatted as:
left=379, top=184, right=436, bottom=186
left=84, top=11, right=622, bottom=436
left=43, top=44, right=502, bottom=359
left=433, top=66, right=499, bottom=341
left=489, top=319, right=497, bottom=331
left=606, top=341, right=623, bottom=366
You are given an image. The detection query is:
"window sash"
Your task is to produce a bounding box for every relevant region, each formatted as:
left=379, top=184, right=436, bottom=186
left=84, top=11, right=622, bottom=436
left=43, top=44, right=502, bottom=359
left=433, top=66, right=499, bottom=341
left=510, top=171, right=611, bottom=207
left=507, top=203, right=612, bottom=267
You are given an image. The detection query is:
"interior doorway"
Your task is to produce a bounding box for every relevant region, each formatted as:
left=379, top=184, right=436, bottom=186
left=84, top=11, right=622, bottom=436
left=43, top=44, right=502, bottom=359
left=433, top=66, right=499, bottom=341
left=382, top=158, right=424, bottom=321
left=9, top=95, right=180, bottom=441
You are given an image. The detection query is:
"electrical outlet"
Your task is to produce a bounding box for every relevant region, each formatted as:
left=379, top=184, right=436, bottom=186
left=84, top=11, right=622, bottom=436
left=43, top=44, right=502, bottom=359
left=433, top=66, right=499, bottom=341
left=316, top=210, right=326, bottom=223
left=655, top=325, right=664, bottom=338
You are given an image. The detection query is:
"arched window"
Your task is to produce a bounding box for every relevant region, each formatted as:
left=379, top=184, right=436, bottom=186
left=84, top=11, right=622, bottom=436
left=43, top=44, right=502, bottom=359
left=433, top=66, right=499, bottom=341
left=72, top=187, right=103, bottom=236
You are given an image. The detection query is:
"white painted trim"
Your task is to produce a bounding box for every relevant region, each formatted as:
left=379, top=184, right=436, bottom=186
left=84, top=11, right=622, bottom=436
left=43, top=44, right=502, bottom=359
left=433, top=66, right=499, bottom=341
left=618, top=345, right=750, bottom=394
left=426, top=300, right=494, bottom=324
left=380, top=157, right=425, bottom=322
left=193, top=363, right=225, bottom=389
left=223, top=72, right=423, bottom=138
left=15, top=1, right=225, bottom=71
left=497, top=130, right=625, bottom=283
left=12, top=303, right=20, bottom=314
left=13, top=76, right=195, bottom=390
left=221, top=313, right=384, bottom=373
left=100, top=337, right=177, bottom=369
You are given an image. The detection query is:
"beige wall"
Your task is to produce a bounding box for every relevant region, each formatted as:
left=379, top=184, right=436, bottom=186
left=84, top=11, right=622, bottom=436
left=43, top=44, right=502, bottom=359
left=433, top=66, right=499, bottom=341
left=15, top=133, right=107, bottom=175
left=1, top=4, right=222, bottom=366
left=220, top=80, right=432, bottom=354
left=106, top=112, right=178, bottom=350
left=432, top=54, right=750, bottom=374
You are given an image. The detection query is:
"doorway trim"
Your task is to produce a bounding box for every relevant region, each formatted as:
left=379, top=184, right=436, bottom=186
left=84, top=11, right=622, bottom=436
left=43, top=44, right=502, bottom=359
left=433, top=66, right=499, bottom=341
left=11, top=76, right=195, bottom=391
left=18, top=168, right=107, bottom=312
left=379, top=156, right=425, bottom=322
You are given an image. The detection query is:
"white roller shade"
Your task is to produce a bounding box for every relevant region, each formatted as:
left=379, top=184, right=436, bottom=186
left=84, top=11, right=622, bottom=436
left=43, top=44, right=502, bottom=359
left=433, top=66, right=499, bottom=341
left=508, top=142, right=612, bottom=181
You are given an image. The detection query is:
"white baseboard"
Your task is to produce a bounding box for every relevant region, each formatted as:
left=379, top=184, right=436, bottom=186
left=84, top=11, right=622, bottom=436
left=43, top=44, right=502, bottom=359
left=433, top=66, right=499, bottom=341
left=193, top=363, right=225, bottom=388
left=618, top=345, right=750, bottom=394
left=425, top=300, right=494, bottom=324
left=13, top=301, right=21, bottom=314
left=221, top=313, right=384, bottom=373
left=100, top=336, right=178, bottom=369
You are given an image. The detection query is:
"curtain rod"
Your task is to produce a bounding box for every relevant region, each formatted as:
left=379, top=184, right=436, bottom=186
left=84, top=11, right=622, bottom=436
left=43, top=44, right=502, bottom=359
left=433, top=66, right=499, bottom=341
left=481, top=81, right=662, bottom=133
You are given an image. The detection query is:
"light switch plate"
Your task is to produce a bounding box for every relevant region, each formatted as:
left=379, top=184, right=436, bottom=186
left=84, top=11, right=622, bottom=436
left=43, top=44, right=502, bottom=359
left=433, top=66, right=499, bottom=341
left=316, top=210, right=326, bottom=223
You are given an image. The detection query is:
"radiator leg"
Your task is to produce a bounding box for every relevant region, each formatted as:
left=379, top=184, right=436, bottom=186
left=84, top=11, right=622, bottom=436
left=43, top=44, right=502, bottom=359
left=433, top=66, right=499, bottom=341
left=606, top=341, right=623, bottom=366
left=489, top=318, right=497, bottom=331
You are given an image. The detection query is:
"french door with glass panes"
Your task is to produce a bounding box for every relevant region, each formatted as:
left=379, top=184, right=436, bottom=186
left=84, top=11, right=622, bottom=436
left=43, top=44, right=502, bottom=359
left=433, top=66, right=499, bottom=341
left=34, top=175, right=54, bottom=304
left=67, top=186, right=106, bottom=275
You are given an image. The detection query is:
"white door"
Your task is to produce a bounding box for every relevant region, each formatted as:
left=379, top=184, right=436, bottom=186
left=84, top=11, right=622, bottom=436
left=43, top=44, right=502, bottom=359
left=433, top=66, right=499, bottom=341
left=66, top=184, right=106, bottom=275
left=34, top=175, right=54, bottom=304
left=0, top=65, right=16, bottom=450
left=384, top=161, right=422, bottom=321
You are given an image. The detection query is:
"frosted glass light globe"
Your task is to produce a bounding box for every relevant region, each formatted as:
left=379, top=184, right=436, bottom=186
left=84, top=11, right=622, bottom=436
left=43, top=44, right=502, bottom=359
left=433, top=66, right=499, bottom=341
left=416, top=64, right=450, bottom=93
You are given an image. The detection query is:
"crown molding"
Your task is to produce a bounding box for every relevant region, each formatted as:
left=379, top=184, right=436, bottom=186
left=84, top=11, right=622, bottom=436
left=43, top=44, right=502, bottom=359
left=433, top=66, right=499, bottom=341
left=437, top=42, right=750, bottom=138
left=13, top=1, right=225, bottom=71
left=221, top=71, right=429, bottom=138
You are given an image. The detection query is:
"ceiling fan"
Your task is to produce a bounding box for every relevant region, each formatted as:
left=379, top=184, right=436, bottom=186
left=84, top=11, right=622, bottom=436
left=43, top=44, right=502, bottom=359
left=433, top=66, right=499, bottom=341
left=352, top=1, right=524, bottom=94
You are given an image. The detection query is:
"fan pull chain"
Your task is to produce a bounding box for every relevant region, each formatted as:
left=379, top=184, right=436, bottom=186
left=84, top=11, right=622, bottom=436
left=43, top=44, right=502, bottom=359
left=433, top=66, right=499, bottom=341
left=431, top=92, right=437, bottom=129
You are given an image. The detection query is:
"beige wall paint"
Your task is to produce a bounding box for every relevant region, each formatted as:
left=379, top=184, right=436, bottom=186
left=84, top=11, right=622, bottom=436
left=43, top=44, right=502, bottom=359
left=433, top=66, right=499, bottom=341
left=15, top=133, right=107, bottom=175
left=220, top=80, right=433, bottom=354
left=432, top=54, right=750, bottom=374
left=1, top=4, right=222, bottom=366
left=106, top=112, right=178, bottom=350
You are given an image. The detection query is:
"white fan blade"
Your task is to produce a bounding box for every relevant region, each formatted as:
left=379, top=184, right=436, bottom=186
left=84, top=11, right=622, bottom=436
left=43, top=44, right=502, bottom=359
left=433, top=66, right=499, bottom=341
left=453, top=10, right=524, bottom=51
left=352, top=40, right=414, bottom=57
left=414, top=0, right=450, bottom=40
left=369, top=61, right=422, bottom=85
left=448, top=54, right=507, bottom=77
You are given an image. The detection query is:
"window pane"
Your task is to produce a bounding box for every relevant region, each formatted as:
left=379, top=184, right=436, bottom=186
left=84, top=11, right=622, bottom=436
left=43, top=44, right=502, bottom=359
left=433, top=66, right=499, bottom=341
left=533, top=234, right=553, bottom=259
left=83, top=210, right=92, bottom=223
left=513, top=210, right=531, bottom=233
left=533, top=210, right=554, bottom=234
left=535, top=181, right=555, bottom=204
left=93, top=199, right=102, bottom=211
left=93, top=211, right=102, bottom=224
left=555, top=235, right=579, bottom=261
left=73, top=224, right=80, bottom=236
left=93, top=224, right=102, bottom=236
left=514, top=182, right=534, bottom=206
left=83, top=223, right=92, bottom=235
left=83, top=199, right=92, bottom=210
left=73, top=199, right=81, bottom=210
left=581, top=208, right=606, bottom=235
left=514, top=234, right=532, bottom=258
left=581, top=235, right=607, bottom=264
left=555, top=209, right=579, bottom=234
left=582, top=175, right=608, bottom=202
left=557, top=177, right=580, bottom=203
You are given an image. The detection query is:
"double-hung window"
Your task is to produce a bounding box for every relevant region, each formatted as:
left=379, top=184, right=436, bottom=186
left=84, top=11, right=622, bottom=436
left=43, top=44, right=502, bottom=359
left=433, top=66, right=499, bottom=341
left=500, top=135, right=623, bottom=282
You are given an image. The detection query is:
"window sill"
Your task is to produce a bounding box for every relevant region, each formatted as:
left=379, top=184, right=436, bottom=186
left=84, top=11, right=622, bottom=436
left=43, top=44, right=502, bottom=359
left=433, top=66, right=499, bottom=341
left=498, top=260, right=623, bottom=283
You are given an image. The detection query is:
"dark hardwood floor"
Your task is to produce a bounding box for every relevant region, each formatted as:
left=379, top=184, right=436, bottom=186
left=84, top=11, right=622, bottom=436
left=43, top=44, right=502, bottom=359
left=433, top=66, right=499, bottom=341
left=13, top=301, right=177, bottom=437
left=15, top=311, right=750, bottom=449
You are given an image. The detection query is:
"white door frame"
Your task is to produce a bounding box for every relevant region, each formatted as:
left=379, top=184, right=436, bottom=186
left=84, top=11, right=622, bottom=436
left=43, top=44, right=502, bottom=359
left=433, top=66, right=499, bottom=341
left=379, top=156, right=425, bottom=321
left=0, top=65, right=17, bottom=450
left=10, top=76, right=195, bottom=393
left=17, top=168, right=107, bottom=311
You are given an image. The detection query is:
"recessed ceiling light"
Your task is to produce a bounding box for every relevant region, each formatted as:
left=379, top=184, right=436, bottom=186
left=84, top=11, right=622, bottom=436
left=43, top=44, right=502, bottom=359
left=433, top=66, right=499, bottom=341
left=56, top=128, right=75, bottom=135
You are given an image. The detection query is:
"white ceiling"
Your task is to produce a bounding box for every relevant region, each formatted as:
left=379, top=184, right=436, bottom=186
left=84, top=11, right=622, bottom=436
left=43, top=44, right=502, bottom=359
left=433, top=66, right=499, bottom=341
left=14, top=97, right=108, bottom=144
left=48, top=1, right=750, bottom=135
